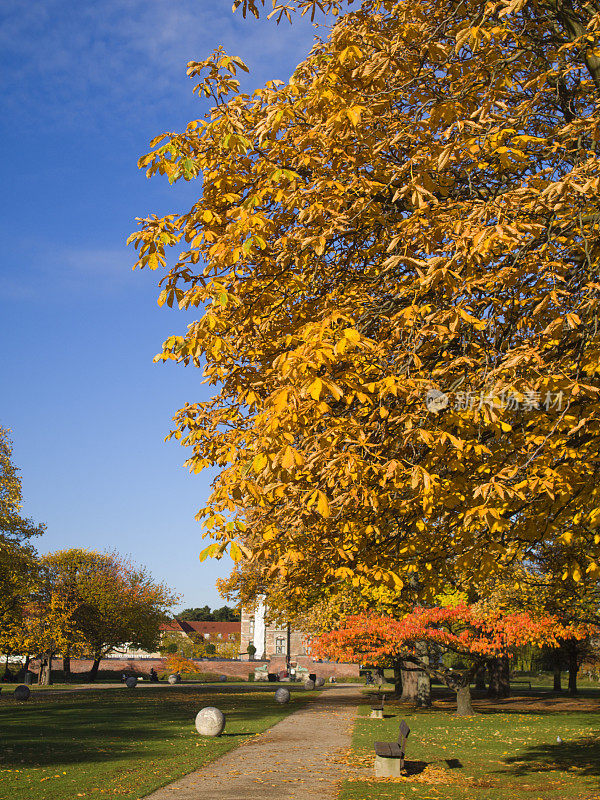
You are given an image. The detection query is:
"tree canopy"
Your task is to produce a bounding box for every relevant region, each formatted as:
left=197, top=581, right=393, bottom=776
left=0, top=428, right=44, bottom=655
left=312, top=605, right=586, bottom=713
left=0, top=427, right=45, bottom=545
left=40, top=549, right=179, bottom=678
left=132, top=0, right=600, bottom=602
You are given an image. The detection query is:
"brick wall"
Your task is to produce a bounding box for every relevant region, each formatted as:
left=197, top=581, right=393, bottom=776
left=29, top=656, right=359, bottom=680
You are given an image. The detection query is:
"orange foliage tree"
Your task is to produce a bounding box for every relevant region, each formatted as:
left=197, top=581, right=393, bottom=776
left=164, top=653, right=198, bottom=675
left=312, top=606, right=585, bottom=714
left=132, top=0, right=600, bottom=602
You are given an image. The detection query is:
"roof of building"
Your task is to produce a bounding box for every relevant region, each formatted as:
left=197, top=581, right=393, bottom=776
left=160, top=619, right=241, bottom=637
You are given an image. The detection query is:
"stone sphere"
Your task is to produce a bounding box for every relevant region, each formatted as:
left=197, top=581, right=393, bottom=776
left=125, top=677, right=138, bottom=689
left=168, top=673, right=181, bottom=685
left=14, top=685, right=30, bottom=701
left=304, top=679, right=315, bottom=690
left=275, top=687, right=291, bottom=704
left=195, top=706, right=226, bottom=737
left=315, top=677, right=326, bottom=688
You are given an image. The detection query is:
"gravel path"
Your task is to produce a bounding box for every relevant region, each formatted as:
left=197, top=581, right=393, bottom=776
left=144, top=685, right=364, bottom=800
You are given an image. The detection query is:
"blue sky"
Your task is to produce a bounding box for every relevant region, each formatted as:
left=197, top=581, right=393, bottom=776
left=1, top=0, right=324, bottom=610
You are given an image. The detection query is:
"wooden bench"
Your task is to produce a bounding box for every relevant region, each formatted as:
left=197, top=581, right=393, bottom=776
left=374, top=720, right=410, bottom=777
left=369, top=692, right=385, bottom=719
left=510, top=679, right=532, bottom=690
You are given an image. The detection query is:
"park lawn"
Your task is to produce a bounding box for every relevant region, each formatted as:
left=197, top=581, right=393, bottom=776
left=0, top=684, right=311, bottom=800
left=338, top=692, right=600, bottom=800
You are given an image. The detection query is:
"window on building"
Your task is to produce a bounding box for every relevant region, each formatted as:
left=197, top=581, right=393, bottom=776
left=275, top=637, right=286, bottom=654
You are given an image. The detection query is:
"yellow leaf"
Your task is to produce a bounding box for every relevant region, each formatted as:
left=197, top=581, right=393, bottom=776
left=273, top=389, right=288, bottom=413
left=309, top=378, right=323, bottom=400
left=346, top=106, right=364, bottom=126
left=253, top=453, right=268, bottom=473
left=343, top=328, right=360, bottom=345
left=281, top=446, right=295, bottom=470
left=317, top=490, right=330, bottom=518
left=229, top=542, right=243, bottom=562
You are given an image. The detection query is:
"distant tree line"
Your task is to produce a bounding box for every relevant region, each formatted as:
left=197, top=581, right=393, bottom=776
left=177, top=605, right=240, bottom=622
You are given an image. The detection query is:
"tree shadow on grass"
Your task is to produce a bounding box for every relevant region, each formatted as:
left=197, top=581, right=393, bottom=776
left=0, top=689, right=296, bottom=769
left=497, top=732, right=600, bottom=783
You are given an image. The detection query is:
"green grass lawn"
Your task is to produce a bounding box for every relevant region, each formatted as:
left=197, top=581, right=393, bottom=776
left=0, top=683, right=312, bottom=800
left=339, top=691, right=600, bottom=800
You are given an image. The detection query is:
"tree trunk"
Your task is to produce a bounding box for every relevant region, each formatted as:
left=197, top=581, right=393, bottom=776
left=400, top=663, right=419, bottom=701
left=499, top=655, right=510, bottom=698
left=474, top=664, right=486, bottom=691
left=393, top=659, right=403, bottom=697
left=88, top=657, right=101, bottom=682
left=487, top=657, right=510, bottom=698
left=63, top=655, right=71, bottom=680
left=38, top=655, right=53, bottom=685
left=553, top=655, right=562, bottom=692
left=567, top=641, right=579, bottom=696
left=15, top=655, right=30, bottom=682
left=415, top=643, right=431, bottom=707
left=456, top=684, right=474, bottom=716
left=487, top=657, right=500, bottom=697
left=3, top=653, right=14, bottom=682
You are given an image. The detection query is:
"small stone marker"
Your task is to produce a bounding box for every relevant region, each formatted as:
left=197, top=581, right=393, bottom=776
left=168, top=673, right=180, bottom=685
left=125, top=676, right=138, bottom=689
left=195, top=707, right=226, bottom=737
left=14, top=685, right=30, bottom=701
left=275, top=687, right=290, bottom=704
left=304, top=679, right=315, bottom=690
left=315, top=677, right=325, bottom=688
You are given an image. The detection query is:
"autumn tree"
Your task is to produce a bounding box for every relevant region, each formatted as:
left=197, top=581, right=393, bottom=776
left=132, top=0, right=600, bottom=602
left=220, top=561, right=434, bottom=701
left=0, top=428, right=44, bottom=673
left=41, top=549, right=178, bottom=680
left=312, top=606, right=582, bottom=714
left=500, top=538, right=600, bottom=694
left=164, top=653, right=198, bottom=674
left=21, top=592, right=87, bottom=685
left=0, top=427, right=45, bottom=546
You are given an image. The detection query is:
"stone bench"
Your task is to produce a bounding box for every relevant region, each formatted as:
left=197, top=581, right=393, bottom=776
left=369, top=692, right=386, bottom=719
left=374, top=719, right=410, bottom=777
